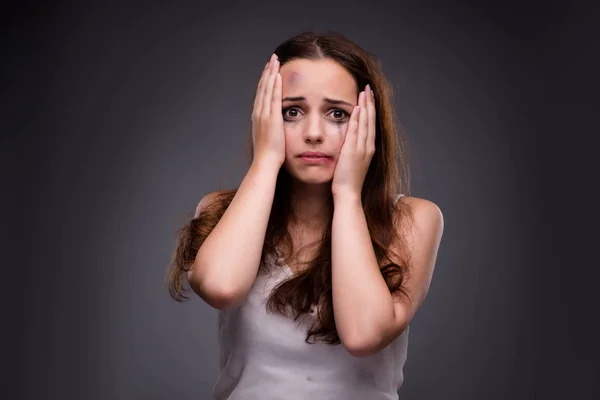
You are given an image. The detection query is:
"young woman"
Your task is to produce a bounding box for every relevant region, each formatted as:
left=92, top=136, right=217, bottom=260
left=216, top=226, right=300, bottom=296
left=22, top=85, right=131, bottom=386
left=167, top=30, right=444, bottom=400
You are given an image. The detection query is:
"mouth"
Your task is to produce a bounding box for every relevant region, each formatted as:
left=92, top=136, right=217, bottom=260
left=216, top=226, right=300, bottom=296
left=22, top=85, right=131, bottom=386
left=298, top=155, right=333, bottom=164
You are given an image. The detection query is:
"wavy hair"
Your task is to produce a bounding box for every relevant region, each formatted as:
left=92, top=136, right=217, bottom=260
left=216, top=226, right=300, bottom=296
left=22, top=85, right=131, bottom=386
left=167, top=30, right=414, bottom=345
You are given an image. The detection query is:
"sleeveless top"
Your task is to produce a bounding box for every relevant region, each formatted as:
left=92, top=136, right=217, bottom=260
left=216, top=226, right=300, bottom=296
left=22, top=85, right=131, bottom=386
left=212, top=194, right=408, bottom=400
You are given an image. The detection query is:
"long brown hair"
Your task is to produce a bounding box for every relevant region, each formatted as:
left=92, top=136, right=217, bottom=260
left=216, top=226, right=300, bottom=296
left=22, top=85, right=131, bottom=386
left=167, top=30, right=414, bottom=345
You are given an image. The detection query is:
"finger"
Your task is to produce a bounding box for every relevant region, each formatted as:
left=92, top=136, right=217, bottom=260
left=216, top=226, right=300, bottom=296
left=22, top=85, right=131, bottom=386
left=271, top=72, right=282, bottom=115
left=253, top=60, right=271, bottom=116
left=366, top=85, right=376, bottom=151
left=358, top=91, right=368, bottom=151
left=262, top=59, right=279, bottom=117
left=254, top=55, right=276, bottom=116
left=344, top=105, right=361, bottom=149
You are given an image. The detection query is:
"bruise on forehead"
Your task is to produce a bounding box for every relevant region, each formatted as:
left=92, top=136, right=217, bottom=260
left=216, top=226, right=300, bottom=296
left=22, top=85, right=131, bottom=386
left=288, top=72, right=301, bottom=86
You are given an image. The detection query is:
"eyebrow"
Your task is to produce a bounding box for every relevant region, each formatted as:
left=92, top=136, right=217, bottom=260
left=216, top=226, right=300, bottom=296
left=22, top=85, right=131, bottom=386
left=282, top=96, right=353, bottom=107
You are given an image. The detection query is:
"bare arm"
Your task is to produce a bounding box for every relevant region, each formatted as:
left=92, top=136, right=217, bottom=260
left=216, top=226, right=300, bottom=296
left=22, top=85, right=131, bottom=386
left=188, top=161, right=280, bottom=310
left=188, top=53, right=284, bottom=310
left=331, top=195, right=443, bottom=357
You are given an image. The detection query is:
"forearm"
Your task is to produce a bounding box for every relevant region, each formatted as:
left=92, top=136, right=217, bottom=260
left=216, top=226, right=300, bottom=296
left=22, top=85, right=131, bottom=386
left=331, top=195, right=397, bottom=349
left=192, top=160, right=279, bottom=307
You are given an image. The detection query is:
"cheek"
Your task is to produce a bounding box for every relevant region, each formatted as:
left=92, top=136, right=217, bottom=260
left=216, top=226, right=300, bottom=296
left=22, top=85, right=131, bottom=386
left=325, top=123, right=348, bottom=151
left=283, top=125, right=300, bottom=151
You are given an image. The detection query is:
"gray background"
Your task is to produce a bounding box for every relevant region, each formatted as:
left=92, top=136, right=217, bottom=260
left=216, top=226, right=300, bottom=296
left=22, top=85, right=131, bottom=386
left=4, top=0, right=598, bottom=399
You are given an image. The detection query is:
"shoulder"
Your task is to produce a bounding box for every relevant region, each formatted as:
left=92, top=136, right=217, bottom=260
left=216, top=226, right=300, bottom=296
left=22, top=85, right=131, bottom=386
left=396, top=195, right=444, bottom=240
left=194, top=190, right=227, bottom=218
left=398, top=195, right=443, bottom=219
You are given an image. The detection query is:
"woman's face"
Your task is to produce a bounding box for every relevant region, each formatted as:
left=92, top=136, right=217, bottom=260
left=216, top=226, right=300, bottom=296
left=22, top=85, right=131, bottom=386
left=279, top=58, right=358, bottom=184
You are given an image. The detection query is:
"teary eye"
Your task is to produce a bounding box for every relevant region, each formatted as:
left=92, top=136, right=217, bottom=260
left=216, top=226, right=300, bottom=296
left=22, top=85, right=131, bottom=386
left=332, top=110, right=345, bottom=119
left=286, top=108, right=298, bottom=117
left=282, top=107, right=300, bottom=121
left=329, top=108, right=350, bottom=123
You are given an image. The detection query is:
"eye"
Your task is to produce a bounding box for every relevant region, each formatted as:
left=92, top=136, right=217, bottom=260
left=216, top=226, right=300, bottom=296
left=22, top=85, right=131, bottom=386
left=329, top=108, right=350, bottom=123
left=282, top=107, right=301, bottom=121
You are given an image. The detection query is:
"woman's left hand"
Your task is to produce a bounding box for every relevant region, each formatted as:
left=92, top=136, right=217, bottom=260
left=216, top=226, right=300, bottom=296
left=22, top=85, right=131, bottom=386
left=331, top=85, right=376, bottom=200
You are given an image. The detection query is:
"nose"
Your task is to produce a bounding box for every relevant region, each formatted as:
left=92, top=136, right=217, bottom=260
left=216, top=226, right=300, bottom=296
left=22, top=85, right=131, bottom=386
left=303, top=115, right=324, bottom=144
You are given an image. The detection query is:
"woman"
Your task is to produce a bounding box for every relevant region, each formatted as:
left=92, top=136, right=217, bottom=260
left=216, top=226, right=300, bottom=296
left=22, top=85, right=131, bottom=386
left=167, top=30, right=444, bottom=399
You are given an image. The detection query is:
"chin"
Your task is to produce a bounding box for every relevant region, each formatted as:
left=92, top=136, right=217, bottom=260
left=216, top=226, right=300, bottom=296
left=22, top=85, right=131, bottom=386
left=298, top=176, right=333, bottom=185
left=283, top=165, right=333, bottom=185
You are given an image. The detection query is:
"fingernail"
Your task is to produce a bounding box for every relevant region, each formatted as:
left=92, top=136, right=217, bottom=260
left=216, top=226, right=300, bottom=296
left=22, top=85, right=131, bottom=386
left=366, top=84, right=371, bottom=92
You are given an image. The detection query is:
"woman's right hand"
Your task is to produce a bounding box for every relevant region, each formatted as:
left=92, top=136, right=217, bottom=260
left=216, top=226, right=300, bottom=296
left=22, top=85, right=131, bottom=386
left=251, top=53, right=285, bottom=169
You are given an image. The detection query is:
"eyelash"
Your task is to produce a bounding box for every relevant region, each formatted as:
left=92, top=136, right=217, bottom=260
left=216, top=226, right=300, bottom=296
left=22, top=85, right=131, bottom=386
left=282, top=107, right=350, bottom=124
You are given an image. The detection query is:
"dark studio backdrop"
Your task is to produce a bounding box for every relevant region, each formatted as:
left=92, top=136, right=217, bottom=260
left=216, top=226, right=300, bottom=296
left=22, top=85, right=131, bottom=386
left=3, top=0, right=599, bottom=399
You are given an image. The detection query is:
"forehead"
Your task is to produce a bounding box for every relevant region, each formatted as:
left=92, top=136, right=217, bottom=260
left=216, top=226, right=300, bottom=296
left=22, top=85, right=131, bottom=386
left=280, top=58, right=358, bottom=101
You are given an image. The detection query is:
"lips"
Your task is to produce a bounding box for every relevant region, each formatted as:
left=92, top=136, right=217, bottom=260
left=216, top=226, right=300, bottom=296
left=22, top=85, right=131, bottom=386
left=298, top=152, right=333, bottom=164
left=298, top=152, right=331, bottom=158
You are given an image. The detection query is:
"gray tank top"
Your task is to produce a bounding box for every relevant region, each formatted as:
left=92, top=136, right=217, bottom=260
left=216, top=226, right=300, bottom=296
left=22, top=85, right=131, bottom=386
left=212, top=194, right=408, bottom=399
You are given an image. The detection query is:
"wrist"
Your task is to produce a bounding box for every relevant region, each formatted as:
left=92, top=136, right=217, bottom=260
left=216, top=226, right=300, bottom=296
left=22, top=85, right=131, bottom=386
left=250, top=158, right=282, bottom=177
left=332, top=191, right=362, bottom=206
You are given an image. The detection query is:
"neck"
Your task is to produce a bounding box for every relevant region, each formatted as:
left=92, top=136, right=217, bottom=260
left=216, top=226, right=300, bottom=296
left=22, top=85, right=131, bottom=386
left=288, top=179, right=332, bottom=231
